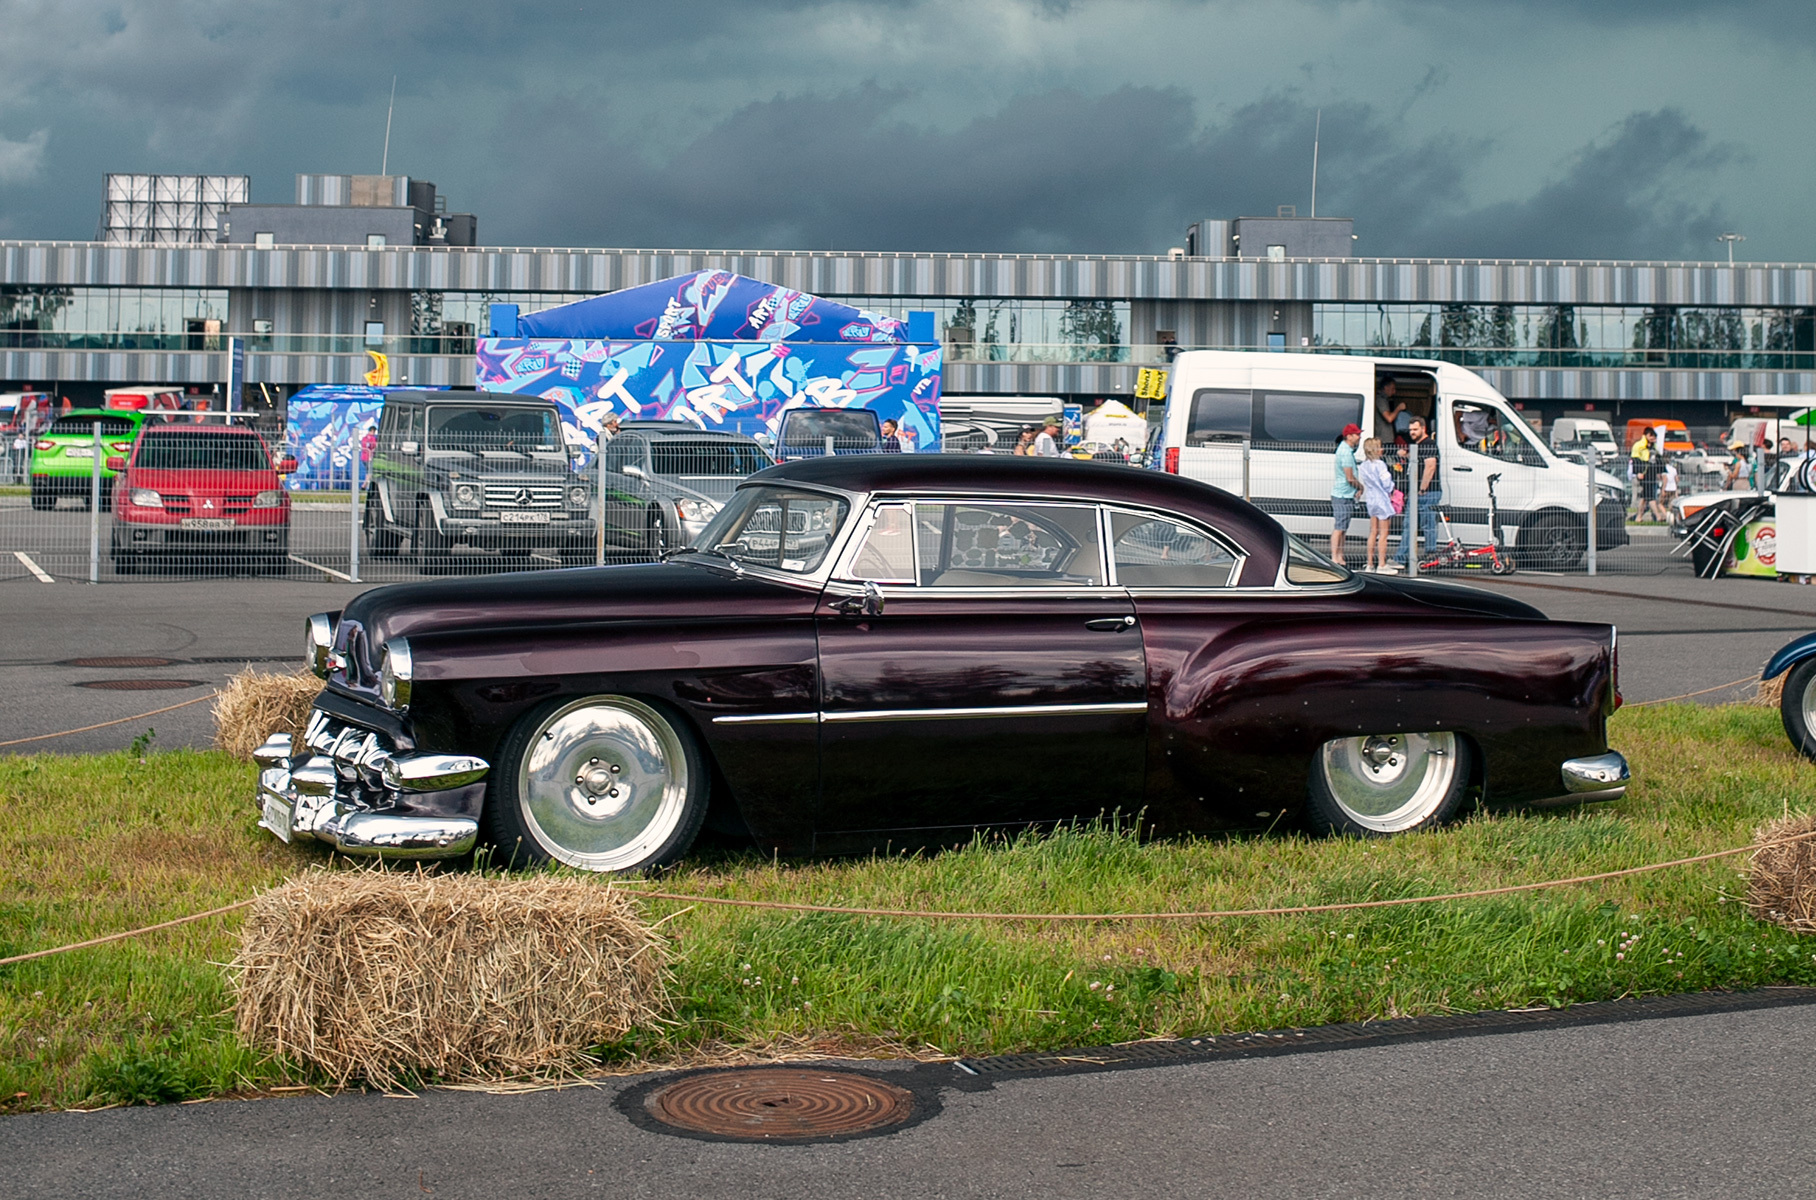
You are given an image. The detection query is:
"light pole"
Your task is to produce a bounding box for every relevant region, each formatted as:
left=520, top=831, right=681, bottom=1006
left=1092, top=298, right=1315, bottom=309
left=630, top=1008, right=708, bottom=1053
left=1718, top=232, right=1745, bottom=264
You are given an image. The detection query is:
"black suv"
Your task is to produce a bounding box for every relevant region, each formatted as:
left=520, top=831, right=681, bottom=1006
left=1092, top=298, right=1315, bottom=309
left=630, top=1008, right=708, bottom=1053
left=361, top=392, right=594, bottom=566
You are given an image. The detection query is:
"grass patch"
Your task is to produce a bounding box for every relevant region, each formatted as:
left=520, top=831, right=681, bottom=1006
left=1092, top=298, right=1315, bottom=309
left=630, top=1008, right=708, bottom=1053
left=4, top=705, right=1814, bottom=1110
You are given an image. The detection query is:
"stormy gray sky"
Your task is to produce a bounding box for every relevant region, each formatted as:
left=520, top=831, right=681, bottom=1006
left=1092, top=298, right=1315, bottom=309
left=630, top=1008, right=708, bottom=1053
left=0, top=0, right=1806, bottom=260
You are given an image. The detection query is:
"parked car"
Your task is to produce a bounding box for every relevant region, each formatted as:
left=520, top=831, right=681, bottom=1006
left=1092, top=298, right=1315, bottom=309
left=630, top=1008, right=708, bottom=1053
left=1157, top=352, right=1629, bottom=570
left=1549, top=417, right=1619, bottom=462
left=109, top=423, right=297, bottom=573
left=1624, top=418, right=1694, bottom=455
left=362, top=392, right=596, bottom=566
left=30, top=409, right=148, bottom=510
left=775, top=406, right=882, bottom=460
left=252, top=456, right=1629, bottom=872
left=595, top=422, right=774, bottom=553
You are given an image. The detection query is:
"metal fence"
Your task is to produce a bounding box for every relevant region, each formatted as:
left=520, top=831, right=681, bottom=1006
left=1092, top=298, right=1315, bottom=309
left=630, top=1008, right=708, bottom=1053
left=0, top=421, right=1779, bottom=584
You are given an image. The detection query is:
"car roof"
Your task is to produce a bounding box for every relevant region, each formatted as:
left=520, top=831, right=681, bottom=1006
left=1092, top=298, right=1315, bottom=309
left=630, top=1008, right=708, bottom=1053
left=751, top=455, right=1287, bottom=554
left=619, top=423, right=761, bottom=442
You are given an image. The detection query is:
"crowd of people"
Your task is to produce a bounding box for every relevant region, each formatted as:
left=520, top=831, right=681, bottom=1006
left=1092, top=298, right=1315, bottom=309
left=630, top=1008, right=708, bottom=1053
left=1329, top=414, right=1444, bottom=573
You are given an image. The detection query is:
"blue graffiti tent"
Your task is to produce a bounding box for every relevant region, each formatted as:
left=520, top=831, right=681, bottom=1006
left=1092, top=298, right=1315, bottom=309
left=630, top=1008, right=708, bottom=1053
left=513, top=271, right=914, bottom=344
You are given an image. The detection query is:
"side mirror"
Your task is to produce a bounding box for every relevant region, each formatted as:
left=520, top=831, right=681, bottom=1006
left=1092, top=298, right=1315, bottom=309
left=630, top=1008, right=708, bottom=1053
left=400, top=441, right=418, bottom=455
left=277, top=456, right=298, bottom=473
left=623, top=464, right=646, bottom=479
left=105, top=456, right=127, bottom=471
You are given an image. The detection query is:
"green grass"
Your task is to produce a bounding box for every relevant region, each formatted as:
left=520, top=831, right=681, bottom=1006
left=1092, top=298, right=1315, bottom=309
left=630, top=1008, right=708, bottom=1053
left=4, top=704, right=1814, bottom=1112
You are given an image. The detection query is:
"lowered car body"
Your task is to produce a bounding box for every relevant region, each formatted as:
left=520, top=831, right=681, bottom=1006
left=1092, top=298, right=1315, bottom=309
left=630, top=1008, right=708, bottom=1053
left=254, top=456, right=1628, bottom=869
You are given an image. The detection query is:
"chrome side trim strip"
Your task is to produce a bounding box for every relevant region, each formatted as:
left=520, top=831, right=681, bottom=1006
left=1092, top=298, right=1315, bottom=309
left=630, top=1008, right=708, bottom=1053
left=711, top=711, right=821, bottom=726
left=823, top=701, right=1148, bottom=724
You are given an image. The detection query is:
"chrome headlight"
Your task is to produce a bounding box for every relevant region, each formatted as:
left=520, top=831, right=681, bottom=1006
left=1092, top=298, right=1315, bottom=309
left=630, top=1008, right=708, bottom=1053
left=566, top=484, right=589, bottom=509
left=129, top=488, right=163, bottom=508
left=675, top=497, right=719, bottom=524
left=305, top=613, right=335, bottom=680
left=451, top=483, right=480, bottom=509
left=379, top=637, right=413, bottom=711
left=253, top=489, right=283, bottom=508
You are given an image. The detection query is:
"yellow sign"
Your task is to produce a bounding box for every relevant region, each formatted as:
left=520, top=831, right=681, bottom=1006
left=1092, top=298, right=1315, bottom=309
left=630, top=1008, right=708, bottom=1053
left=364, top=351, right=390, bottom=387
left=1134, top=367, right=1169, bottom=401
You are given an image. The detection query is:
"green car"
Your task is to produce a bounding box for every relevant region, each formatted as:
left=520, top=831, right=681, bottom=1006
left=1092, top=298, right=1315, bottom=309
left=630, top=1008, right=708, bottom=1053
left=30, top=409, right=147, bottom=511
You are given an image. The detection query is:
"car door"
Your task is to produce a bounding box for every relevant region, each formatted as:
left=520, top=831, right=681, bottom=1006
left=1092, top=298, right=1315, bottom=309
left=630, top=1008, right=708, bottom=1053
left=814, top=498, right=1148, bottom=848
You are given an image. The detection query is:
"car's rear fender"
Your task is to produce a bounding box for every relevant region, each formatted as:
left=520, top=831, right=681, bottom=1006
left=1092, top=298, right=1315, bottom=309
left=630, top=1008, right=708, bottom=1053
left=1765, top=632, right=1816, bottom=681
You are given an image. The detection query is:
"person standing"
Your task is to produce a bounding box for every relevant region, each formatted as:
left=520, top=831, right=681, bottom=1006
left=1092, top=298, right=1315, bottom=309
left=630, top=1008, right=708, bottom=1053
left=1653, top=455, right=1678, bottom=524
left=879, top=418, right=903, bottom=452
left=1398, top=416, right=1442, bottom=570
left=1011, top=426, right=1036, bottom=456
left=1358, top=437, right=1396, bottom=573
left=1330, top=423, right=1363, bottom=564
left=1033, top=419, right=1063, bottom=458
left=1376, top=379, right=1409, bottom=440
left=1631, top=428, right=1660, bottom=521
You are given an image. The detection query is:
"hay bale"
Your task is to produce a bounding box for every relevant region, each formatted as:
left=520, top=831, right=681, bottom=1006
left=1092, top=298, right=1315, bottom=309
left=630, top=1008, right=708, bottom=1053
left=1756, top=671, right=1785, bottom=709
left=231, top=872, right=670, bottom=1087
left=213, top=667, right=321, bottom=761
left=1746, top=812, right=1816, bottom=932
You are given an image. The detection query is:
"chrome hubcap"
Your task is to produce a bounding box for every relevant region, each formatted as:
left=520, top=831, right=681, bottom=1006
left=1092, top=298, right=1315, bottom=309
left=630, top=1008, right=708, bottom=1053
left=1320, top=731, right=1458, bottom=833
left=519, top=697, right=688, bottom=871
left=1801, top=674, right=1816, bottom=739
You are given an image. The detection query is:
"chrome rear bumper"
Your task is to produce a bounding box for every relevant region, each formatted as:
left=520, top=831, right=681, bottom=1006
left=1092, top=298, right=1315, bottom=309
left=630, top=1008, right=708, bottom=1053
left=253, top=715, right=488, bottom=860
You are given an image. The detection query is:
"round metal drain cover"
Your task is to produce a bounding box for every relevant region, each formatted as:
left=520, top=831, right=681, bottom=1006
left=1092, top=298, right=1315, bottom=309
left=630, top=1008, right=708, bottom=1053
left=75, top=678, right=207, bottom=691
left=62, top=656, right=178, bottom=669
left=646, top=1069, right=916, bottom=1141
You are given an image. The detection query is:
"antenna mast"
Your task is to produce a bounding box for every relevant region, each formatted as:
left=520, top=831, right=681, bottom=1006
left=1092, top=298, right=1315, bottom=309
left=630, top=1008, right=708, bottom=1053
left=381, top=76, right=397, bottom=176
left=1310, top=108, right=1321, bottom=219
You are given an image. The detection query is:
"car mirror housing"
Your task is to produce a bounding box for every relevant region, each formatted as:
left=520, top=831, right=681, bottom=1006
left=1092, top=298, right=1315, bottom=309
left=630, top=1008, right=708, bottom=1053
left=623, top=465, right=646, bottom=479
left=105, top=456, right=126, bottom=471
left=277, top=455, right=298, bottom=473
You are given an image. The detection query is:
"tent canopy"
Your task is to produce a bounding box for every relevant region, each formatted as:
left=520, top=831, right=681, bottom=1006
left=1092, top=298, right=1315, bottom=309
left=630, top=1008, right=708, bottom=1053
left=515, top=270, right=907, bottom=344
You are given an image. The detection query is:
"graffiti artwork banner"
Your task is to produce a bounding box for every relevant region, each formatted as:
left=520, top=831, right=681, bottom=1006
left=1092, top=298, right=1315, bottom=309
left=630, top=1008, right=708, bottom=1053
left=283, top=385, right=444, bottom=491
left=476, top=338, right=943, bottom=455
left=513, top=270, right=909, bottom=344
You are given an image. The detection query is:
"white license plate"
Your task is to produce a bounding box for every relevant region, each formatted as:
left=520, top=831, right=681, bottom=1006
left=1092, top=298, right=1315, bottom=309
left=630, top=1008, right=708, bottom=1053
left=495, top=511, right=551, bottom=524
left=180, top=517, right=236, bottom=529
left=64, top=447, right=93, bottom=458
left=260, top=794, right=293, bottom=843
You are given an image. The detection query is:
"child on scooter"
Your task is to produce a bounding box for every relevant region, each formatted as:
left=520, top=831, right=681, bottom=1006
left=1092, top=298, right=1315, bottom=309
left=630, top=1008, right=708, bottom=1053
left=1358, top=437, right=1398, bottom=573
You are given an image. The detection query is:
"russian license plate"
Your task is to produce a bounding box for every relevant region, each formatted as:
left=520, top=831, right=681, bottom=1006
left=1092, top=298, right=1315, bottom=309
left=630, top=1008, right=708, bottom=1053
left=180, top=517, right=236, bottom=529
left=64, top=446, right=93, bottom=458
left=260, top=794, right=293, bottom=842
left=495, top=511, right=551, bottom=524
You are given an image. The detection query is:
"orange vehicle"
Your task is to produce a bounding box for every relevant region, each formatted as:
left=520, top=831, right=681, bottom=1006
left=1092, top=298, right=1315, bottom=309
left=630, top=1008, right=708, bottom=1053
left=1624, top=418, right=1693, bottom=454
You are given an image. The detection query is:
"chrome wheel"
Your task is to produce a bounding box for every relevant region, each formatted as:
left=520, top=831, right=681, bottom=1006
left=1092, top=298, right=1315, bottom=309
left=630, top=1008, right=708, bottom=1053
left=1317, top=732, right=1461, bottom=834
left=516, top=696, right=692, bottom=871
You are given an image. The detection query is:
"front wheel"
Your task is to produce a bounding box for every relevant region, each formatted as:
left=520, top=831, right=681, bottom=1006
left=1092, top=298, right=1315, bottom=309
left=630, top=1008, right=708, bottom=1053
left=483, top=695, right=710, bottom=873
left=1305, top=731, right=1472, bottom=836
left=1780, top=659, right=1816, bottom=761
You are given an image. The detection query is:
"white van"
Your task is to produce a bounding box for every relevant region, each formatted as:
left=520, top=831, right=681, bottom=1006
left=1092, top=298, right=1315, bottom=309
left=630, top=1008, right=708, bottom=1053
left=1549, top=417, right=1619, bottom=463
left=1157, top=351, right=1629, bottom=568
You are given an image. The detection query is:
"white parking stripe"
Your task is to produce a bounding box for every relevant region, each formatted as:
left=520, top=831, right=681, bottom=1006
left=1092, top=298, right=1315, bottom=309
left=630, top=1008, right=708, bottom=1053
left=14, top=551, right=55, bottom=583
left=287, top=553, right=353, bottom=582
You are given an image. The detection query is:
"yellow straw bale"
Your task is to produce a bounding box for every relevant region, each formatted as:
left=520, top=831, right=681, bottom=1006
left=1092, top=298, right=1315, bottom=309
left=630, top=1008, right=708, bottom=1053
left=1747, top=812, right=1816, bottom=932
left=231, top=871, right=671, bottom=1087
left=1756, top=671, right=1785, bottom=709
left=212, top=666, right=322, bottom=762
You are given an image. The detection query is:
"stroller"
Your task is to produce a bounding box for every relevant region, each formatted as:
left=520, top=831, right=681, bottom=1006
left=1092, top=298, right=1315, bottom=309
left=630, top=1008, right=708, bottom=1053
left=1415, top=471, right=1516, bottom=575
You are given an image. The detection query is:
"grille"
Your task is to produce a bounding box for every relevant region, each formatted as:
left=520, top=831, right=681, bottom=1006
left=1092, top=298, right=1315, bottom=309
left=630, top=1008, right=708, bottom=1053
left=482, top=483, right=563, bottom=509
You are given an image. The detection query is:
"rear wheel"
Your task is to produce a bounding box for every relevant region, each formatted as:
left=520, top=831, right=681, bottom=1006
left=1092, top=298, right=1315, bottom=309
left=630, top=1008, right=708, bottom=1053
left=414, top=501, right=450, bottom=569
left=364, top=495, right=401, bottom=558
left=1780, top=659, right=1816, bottom=761
left=1306, top=732, right=1471, bottom=837
left=483, top=695, right=709, bottom=873
left=29, top=482, right=53, bottom=512
left=1516, top=512, right=1585, bottom=571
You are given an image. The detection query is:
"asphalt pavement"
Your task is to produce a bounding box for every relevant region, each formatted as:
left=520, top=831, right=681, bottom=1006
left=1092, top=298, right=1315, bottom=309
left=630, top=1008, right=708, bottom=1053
left=7, top=997, right=1816, bottom=1198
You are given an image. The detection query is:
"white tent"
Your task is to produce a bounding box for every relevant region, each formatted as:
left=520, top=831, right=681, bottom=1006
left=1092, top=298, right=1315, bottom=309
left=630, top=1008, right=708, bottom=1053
left=1082, top=399, right=1147, bottom=447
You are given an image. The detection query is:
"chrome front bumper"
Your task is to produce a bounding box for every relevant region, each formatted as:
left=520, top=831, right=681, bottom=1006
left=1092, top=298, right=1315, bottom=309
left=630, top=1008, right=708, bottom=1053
left=252, top=711, right=489, bottom=860
left=1554, top=750, right=1631, bottom=804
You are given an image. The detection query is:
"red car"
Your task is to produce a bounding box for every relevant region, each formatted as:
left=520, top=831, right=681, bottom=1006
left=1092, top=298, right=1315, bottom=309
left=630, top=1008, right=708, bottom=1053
left=109, top=424, right=297, bottom=573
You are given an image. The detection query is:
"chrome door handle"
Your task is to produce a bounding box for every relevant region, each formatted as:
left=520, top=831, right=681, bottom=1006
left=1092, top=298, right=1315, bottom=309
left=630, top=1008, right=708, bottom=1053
left=1451, top=466, right=1474, bottom=472
left=1085, top=616, right=1136, bottom=631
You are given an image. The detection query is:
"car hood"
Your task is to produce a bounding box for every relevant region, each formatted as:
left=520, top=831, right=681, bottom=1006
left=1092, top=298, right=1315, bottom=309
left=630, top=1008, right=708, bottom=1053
left=332, top=560, right=819, bottom=689
left=1360, top=573, right=1547, bottom=620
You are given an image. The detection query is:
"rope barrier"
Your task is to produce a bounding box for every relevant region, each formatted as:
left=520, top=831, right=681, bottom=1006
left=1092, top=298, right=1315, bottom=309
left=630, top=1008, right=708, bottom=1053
left=0, top=691, right=221, bottom=748
left=0, top=898, right=259, bottom=966
left=1626, top=675, right=1763, bottom=708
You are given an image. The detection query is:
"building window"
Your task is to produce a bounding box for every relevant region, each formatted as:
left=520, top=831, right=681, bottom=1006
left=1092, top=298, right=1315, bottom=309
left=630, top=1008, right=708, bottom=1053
left=366, top=234, right=387, bottom=249
left=252, top=318, right=273, bottom=334
left=1266, top=245, right=1287, bottom=261
left=254, top=232, right=275, bottom=249
left=364, top=321, right=385, bottom=346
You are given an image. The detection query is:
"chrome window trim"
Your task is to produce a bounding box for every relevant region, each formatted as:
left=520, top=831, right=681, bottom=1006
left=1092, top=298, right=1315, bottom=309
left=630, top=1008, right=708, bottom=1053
left=710, top=711, right=820, bottom=726
left=831, top=499, right=918, bottom=584
left=682, top=480, right=867, bottom=590
left=713, top=701, right=1148, bottom=726
left=1102, top=503, right=1250, bottom=590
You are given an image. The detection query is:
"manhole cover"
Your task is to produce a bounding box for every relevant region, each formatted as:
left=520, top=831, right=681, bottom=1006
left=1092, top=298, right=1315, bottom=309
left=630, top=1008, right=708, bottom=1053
left=75, top=679, right=208, bottom=691
left=61, top=656, right=178, bottom=668
left=645, top=1069, right=917, bottom=1142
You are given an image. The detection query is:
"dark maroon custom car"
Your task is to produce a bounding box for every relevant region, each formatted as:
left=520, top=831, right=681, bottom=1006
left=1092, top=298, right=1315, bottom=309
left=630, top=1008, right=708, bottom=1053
left=253, top=456, right=1629, bottom=872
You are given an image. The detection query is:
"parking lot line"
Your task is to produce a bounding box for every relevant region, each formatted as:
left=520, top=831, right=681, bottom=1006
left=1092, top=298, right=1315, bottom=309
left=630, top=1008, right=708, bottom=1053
left=287, top=553, right=353, bottom=582
left=14, top=551, right=55, bottom=583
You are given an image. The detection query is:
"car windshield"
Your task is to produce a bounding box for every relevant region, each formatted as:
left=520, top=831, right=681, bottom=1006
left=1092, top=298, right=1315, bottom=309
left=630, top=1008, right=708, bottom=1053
left=48, top=415, right=136, bottom=437
left=134, top=433, right=270, bottom=472
left=427, top=406, right=560, bottom=451
left=650, top=440, right=774, bottom=477
left=692, top=485, right=849, bottom=573
left=781, top=410, right=879, bottom=447
left=1283, top=531, right=1351, bottom=585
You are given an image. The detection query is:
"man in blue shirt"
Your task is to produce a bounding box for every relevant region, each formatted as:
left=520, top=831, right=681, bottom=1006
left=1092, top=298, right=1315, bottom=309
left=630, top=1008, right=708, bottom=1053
left=1331, top=422, right=1363, bottom=565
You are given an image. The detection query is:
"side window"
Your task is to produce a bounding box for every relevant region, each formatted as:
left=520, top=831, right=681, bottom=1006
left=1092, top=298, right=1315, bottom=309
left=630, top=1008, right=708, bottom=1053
left=914, top=502, right=1103, bottom=587
left=846, top=503, right=915, bottom=583
left=603, top=435, right=643, bottom=473
left=1256, top=391, right=1364, bottom=449
left=1186, top=389, right=1251, bottom=445
left=1110, top=511, right=1240, bottom=588
left=1453, top=403, right=1543, bottom=464
left=377, top=405, right=400, bottom=449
